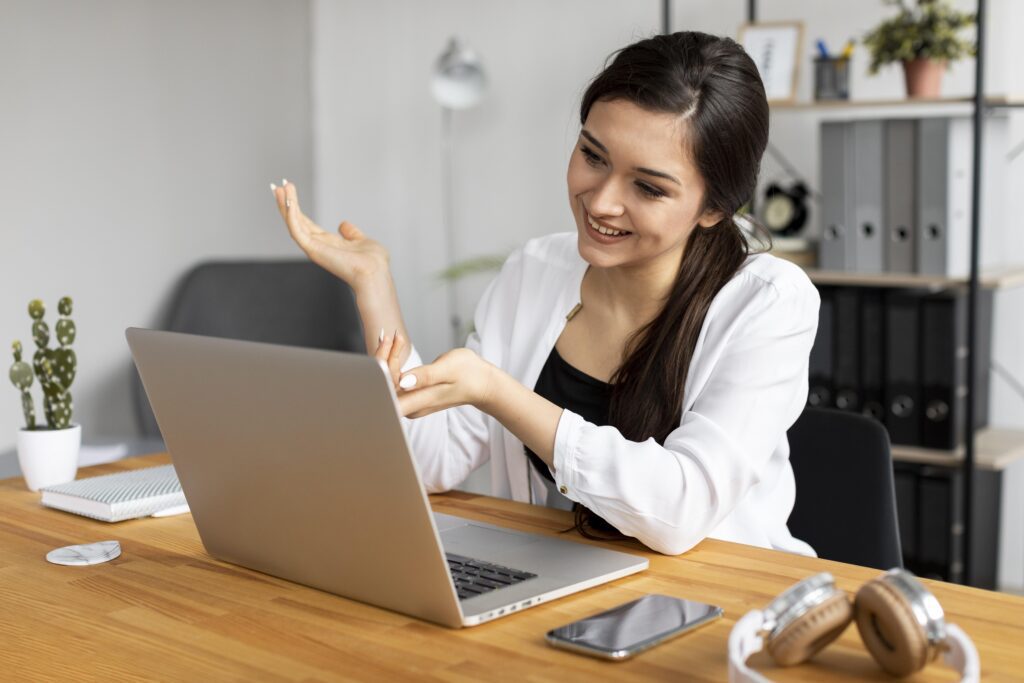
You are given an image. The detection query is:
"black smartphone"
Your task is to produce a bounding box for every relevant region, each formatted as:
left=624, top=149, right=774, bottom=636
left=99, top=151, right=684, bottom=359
left=545, top=594, right=723, bottom=661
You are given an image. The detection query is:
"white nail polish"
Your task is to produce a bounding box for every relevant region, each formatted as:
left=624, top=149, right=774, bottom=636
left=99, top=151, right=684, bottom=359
left=282, top=178, right=288, bottom=186
left=399, top=374, right=417, bottom=390
left=378, top=327, right=385, bottom=343
left=270, top=182, right=277, bottom=192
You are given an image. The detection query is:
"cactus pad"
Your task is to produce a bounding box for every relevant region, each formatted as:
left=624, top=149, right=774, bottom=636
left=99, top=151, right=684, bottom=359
left=32, top=320, right=50, bottom=347
left=28, top=299, right=45, bottom=320
left=9, top=340, right=36, bottom=429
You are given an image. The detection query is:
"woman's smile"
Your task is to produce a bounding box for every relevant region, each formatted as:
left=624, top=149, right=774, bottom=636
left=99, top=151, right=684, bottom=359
left=584, top=207, right=633, bottom=243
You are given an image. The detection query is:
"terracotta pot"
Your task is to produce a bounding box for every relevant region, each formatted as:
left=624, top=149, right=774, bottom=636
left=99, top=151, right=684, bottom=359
left=902, top=58, right=946, bottom=98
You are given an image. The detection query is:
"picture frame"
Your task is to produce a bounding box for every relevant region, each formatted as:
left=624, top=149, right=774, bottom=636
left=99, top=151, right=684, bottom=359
left=738, top=22, right=804, bottom=104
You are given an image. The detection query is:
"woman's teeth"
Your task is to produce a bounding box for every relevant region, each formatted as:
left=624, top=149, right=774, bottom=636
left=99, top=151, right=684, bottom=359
left=588, top=215, right=630, bottom=236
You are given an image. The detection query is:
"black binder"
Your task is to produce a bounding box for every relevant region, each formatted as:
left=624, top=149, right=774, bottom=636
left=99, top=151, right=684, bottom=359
left=860, top=289, right=886, bottom=421
left=920, top=289, right=993, bottom=449
left=833, top=288, right=861, bottom=411
left=808, top=286, right=834, bottom=408
left=884, top=291, right=922, bottom=445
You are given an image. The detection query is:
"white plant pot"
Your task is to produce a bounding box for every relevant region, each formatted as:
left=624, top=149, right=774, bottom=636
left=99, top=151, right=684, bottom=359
left=17, top=424, right=81, bottom=492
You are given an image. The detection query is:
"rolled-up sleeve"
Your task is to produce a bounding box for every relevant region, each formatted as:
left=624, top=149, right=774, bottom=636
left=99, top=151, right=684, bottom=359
left=552, top=271, right=820, bottom=555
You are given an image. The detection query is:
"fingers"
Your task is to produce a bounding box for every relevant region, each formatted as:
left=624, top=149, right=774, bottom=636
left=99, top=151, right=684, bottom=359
left=397, top=385, right=453, bottom=419
left=373, top=329, right=409, bottom=389
left=398, top=366, right=423, bottom=391
left=388, top=331, right=407, bottom=386
left=374, top=327, right=394, bottom=365
left=338, top=221, right=365, bottom=241
left=271, top=179, right=317, bottom=241
left=273, top=179, right=307, bottom=247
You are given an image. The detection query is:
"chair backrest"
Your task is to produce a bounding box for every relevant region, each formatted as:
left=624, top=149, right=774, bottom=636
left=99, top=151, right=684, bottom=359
left=133, top=261, right=364, bottom=437
left=787, top=407, right=903, bottom=570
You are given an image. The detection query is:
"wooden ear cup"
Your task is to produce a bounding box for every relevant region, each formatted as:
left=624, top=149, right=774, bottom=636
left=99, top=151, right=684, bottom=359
left=766, top=593, right=854, bottom=666
left=854, top=578, right=934, bottom=677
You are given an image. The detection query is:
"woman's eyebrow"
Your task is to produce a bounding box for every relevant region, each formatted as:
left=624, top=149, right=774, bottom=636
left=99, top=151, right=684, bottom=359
left=580, top=129, right=681, bottom=186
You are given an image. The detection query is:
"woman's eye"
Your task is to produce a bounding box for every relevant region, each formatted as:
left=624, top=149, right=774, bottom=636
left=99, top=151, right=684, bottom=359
left=580, top=146, right=604, bottom=167
left=636, top=181, right=666, bottom=199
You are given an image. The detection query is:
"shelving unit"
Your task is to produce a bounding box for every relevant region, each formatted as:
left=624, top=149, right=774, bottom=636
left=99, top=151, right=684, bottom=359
left=771, top=95, right=1024, bottom=111
left=802, top=265, right=1024, bottom=290
left=746, top=0, right=1011, bottom=587
left=891, top=427, right=1024, bottom=470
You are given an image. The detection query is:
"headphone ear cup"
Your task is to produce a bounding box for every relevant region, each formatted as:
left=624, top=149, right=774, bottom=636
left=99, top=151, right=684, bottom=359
left=854, top=578, right=932, bottom=676
left=767, top=593, right=853, bottom=666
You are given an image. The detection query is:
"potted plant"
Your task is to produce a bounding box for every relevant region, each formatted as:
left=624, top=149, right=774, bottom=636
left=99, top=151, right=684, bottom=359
left=8, top=297, right=80, bottom=491
left=863, top=0, right=976, bottom=98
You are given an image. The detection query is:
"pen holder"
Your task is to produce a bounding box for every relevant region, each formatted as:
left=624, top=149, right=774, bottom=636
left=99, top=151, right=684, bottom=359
left=814, top=57, right=850, bottom=101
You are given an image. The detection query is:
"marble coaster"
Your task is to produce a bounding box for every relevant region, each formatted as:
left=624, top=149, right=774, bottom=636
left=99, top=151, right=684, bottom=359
left=46, top=540, right=122, bottom=566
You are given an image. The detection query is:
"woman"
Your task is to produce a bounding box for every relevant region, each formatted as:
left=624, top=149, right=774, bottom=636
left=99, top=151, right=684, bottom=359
left=272, top=31, right=818, bottom=557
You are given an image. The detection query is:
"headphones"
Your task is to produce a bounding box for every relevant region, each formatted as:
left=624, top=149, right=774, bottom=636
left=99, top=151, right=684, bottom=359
left=728, top=569, right=979, bottom=682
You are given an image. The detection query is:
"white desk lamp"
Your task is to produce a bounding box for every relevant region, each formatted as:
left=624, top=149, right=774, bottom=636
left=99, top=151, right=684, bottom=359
left=431, top=37, right=486, bottom=347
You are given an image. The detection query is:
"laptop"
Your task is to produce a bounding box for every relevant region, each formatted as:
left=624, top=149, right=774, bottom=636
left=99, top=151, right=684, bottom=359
left=126, top=328, right=647, bottom=627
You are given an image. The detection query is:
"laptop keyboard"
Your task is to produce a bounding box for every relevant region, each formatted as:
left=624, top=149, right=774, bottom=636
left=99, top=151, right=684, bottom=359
left=446, top=553, right=537, bottom=601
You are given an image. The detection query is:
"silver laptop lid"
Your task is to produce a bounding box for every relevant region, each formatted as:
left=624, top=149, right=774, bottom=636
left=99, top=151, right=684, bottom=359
left=126, top=328, right=464, bottom=627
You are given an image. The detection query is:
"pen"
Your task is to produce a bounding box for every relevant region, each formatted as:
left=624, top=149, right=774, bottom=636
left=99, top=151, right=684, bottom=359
left=816, top=39, right=829, bottom=59
left=841, top=39, right=854, bottom=59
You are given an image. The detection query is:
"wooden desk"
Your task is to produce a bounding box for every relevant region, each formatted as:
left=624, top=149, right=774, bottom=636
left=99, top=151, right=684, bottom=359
left=2, top=455, right=1022, bottom=682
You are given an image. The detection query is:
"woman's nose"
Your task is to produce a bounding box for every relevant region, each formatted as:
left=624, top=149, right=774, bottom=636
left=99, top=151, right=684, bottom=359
left=587, top=177, right=625, bottom=218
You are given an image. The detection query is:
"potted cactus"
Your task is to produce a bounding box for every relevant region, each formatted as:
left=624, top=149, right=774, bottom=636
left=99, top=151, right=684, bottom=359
left=9, top=297, right=81, bottom=491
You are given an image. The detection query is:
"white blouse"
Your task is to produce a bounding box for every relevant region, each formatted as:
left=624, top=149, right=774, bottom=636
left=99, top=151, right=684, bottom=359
left=401, top=232, right=818, bottom=557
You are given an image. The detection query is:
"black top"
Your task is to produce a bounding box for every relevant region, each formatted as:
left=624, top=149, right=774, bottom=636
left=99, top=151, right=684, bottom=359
left=525, top=346, right=617, bottom=532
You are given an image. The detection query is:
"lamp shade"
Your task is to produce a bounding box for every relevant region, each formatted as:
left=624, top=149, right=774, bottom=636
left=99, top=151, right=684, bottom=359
left=431, top=37, right=486, bottom=109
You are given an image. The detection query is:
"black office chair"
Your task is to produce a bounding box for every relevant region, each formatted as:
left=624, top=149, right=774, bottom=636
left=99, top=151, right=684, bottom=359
left=133, top=261, right=364, bottom=437
left=786, top=407, right=903, bottom=570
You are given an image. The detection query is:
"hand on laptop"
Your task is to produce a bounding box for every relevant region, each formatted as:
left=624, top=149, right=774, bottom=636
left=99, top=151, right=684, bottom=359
left=391, top=348, right=497, bottom=419
left=375, top=328, right=408, bottom=389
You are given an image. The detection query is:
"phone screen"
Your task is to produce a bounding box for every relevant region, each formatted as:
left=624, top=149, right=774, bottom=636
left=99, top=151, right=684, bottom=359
left=545, top=594, right=722, bottom=659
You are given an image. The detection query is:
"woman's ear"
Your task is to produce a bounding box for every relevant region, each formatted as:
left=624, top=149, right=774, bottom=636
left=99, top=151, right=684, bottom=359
left=697, top=208, right=725, bottom=229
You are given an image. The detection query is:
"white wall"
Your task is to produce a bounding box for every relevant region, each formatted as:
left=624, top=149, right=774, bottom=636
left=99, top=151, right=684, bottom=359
left=0, top=0, right=314, bottom=457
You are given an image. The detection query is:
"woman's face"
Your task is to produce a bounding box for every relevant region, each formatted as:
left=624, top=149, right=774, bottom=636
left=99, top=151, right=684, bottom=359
left=566, top=98, right=721, bottom=272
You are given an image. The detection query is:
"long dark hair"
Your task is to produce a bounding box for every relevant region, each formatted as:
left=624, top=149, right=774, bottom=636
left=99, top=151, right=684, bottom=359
left=573, top=32, right=770, bottom=539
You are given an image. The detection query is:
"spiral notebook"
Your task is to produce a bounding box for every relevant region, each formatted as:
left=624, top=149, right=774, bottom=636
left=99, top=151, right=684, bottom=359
left=40, top=465, right=185, bottom=522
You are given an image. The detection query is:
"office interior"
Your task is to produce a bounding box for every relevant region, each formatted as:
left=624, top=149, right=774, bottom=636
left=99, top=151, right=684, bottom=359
left=1, top=0, right=1023, bottom=600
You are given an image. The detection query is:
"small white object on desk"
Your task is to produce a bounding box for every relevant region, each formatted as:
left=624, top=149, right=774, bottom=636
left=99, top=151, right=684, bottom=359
left=46, top=540, right=121, bottom=566
left=151, top=503, right=190, bottom=518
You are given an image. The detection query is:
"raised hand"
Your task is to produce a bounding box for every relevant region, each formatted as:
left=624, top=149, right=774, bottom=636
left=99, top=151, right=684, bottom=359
left=271, top=179, right=410, bottom=357
left=271, top=180, right=389, bottom=291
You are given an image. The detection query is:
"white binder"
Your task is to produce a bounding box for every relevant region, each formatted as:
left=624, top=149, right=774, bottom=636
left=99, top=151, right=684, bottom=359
left=915, top=114, right=1008, bottom=277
